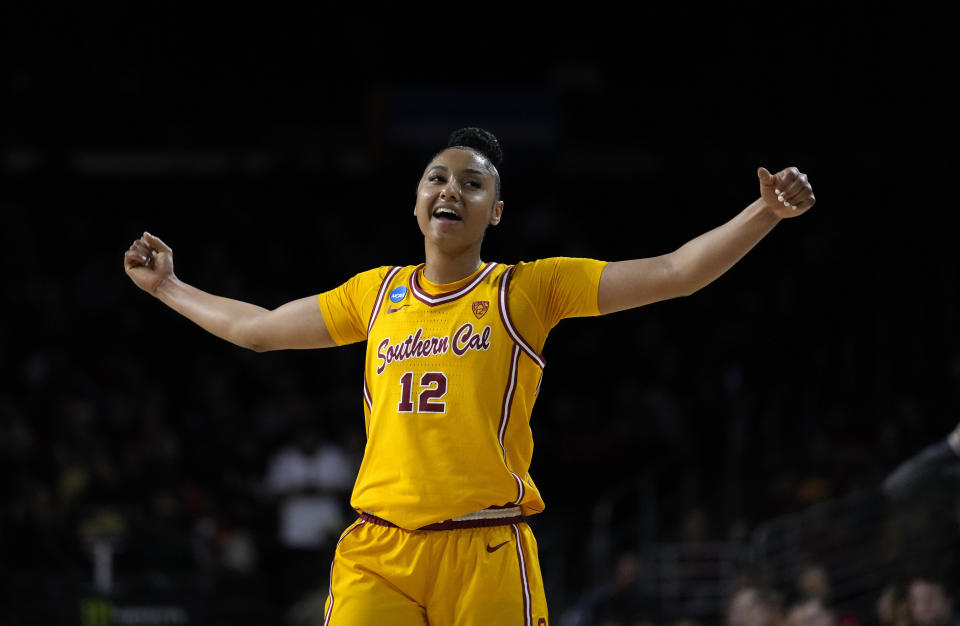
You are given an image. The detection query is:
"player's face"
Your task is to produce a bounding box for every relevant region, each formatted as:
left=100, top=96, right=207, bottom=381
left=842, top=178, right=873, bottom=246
left=414, top=149, right=503, bottom=254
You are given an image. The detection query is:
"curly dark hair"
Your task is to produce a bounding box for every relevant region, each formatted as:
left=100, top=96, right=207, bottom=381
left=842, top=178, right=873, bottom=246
left=434, top=127, right=503, bottom=200
left=446, top=127, right=503, bottom=169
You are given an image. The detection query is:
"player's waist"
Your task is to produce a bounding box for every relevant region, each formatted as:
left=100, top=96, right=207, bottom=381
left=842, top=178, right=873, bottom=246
left=361, top=505, right=524, bottom=531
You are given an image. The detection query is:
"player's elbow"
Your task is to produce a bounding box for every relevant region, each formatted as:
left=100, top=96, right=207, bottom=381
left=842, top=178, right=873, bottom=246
left=234, top=318, right=276, bottom=353
left=243, top=332, right=280, bottom=353
left=662, top=252, right=722, bottom=299
left=668, top=266, right=715, bottom=298
left=671, top=283, right=699, bottom=299
left=661, top=257, right=700, bottom=299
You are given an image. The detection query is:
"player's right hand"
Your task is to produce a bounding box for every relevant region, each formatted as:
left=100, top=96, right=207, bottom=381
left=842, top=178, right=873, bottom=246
left=757, top=166, right=815, bottom=218
left=124, top=231, right=174, bottom=294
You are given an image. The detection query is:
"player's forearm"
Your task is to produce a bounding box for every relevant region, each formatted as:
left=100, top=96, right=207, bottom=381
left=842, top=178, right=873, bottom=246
left=667, top=198, right=781, bottom=295
left=154, top=276, right=268, bottom=350
left=598, top=199, right=780, bottom=313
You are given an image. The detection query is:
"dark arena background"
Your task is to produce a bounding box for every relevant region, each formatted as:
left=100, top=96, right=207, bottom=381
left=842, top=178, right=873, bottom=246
left=2, top=5, right=959, bottom=626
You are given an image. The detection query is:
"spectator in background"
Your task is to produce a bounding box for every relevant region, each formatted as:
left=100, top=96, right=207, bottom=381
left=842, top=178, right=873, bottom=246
left=572, top=551, right=656, bottom=626
left=795, top=562, right=830, bottom=608
left=261, top=420, right=354, bottom=611
left=725, top=585, right=784, bottom=626
left=778, top=559, right=858, bottom=626
left=783, top=597, right=836, bottom=626
left=881, top=422, right=960, bottom=593
left=906, top=576, right=959, bottom=626
left=876, top=582, right=909, bottom=626
left=190, top=492, right=260, bottom=582
left=882, top=421, right=960, bottom=503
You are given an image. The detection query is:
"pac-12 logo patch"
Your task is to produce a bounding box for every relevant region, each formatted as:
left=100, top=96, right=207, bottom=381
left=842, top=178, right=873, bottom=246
left=472, top=300, right=489, bottom=319
left=389, top=286, right=407, bottom=303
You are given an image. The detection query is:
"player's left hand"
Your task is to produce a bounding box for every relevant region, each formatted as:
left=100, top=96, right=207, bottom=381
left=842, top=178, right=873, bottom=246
left=758, top=166, right=815, bottom=217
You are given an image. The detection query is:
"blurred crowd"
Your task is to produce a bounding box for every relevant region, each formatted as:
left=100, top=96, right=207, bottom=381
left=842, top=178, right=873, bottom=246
left=3, top=6, right=959, bottom=625
left=561, top=554, right=960, bottom=626
left=0, top=344, right=365, bottom=623
left=3, top=84, right=960, bottom=626
left=2, top=185, right=958, bottom=624
left=562, top=545, right=960, bottom=626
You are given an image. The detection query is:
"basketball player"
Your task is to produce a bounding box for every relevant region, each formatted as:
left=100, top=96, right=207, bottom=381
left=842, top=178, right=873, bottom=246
left=123, top=127, right=815, bottom=625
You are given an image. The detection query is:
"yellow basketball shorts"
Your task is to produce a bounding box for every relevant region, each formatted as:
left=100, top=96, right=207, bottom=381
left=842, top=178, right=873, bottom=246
left=322, top=512, right=549, bottom=625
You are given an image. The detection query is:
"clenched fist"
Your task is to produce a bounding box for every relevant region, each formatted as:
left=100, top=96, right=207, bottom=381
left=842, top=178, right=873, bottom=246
left=124, top=232, right=175, bottom=294
left=758, top=166, right=815, bottom=218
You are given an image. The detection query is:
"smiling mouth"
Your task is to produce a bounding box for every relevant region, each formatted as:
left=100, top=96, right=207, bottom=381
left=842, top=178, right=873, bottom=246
left=432, top=208, right=462, bottom=221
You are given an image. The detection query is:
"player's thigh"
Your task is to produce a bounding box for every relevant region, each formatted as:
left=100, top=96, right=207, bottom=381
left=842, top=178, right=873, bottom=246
left=323, top=522, right=427, bottom=626
left=437, top=522, right=549, bottom=626
left=323, top=574, right=426, bottom=626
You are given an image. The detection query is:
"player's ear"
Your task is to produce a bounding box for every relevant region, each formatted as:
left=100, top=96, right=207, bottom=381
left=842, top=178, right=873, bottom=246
left=489, top=201, right=504, bottom=226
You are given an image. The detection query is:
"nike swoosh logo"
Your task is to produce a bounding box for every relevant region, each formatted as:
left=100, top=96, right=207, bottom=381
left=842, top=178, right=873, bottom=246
left=486, top=541, right=510, bottom=553
left=387, top=304, right=409, bottom=314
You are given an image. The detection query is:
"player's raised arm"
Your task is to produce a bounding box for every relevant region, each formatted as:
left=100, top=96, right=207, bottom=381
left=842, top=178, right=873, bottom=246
left=123, top=231, right=336, bottom=351
left=597, top=166, right=815, bottom=315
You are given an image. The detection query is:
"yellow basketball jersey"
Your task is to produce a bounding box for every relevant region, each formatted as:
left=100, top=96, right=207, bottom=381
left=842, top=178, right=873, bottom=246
left=318, top=258, right=606, bottom=530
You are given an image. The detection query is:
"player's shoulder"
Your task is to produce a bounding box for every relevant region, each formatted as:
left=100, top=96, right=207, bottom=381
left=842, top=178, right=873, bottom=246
left=324, top=265, right=416, bottom=301
left=510, top=256, right=598, bottom=267
left=353, top=264, right=417, bottom=283
left=509, top=256, right=601, bottom=279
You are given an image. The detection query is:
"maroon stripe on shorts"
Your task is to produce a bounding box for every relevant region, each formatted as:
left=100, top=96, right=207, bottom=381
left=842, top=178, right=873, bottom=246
left=512, top=523, right=533, bottom=626
left=323, top=519, right=366, bottom=626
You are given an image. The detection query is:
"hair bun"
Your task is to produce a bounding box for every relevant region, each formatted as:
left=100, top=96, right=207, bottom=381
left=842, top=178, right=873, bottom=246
left=447, top=127, right=503, bottom=168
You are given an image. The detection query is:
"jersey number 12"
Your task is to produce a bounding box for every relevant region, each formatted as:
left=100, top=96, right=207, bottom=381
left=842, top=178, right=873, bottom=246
left=398, top=371, right=447, bottom=413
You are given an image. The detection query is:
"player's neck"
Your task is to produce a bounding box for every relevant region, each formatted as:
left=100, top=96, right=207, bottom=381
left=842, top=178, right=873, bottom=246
left=422, top=249, right=484, bottom=285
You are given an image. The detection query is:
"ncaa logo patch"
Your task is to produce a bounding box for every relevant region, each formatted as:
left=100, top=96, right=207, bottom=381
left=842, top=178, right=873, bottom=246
left=389, top=286, right=407, bottom=303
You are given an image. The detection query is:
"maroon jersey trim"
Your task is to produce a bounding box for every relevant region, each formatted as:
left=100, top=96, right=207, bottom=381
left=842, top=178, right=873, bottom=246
left=364, top=266, right=402, bottom=412
left=498, top=343, right=522, bottom=462
left=409, top=262, right=499, bottom=306
left=498, top=265, right=546, bottom=369
left=366, top=265, right=403, bottom=336
left=363, top=375, right=372, bottom=412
